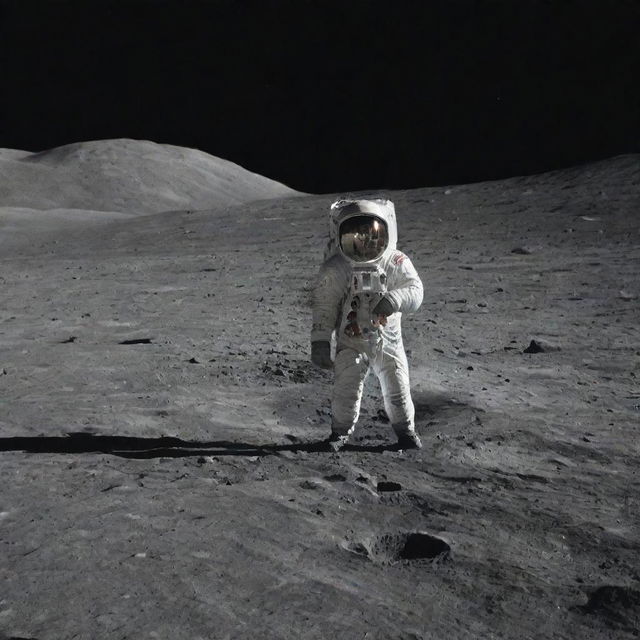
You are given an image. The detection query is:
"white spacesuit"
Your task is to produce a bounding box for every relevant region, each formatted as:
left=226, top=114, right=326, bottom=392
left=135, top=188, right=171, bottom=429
left=311, top=198, right=424, bottom=451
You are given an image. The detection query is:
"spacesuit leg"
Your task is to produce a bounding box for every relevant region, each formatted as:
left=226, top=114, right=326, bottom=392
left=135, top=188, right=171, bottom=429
left=332, top=348, right=370, bottom=436
left=374, top=344, right=416, bottom=437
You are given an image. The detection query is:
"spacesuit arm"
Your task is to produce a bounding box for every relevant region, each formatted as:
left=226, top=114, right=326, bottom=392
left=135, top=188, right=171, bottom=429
left=311, top=257, right=349, bottom=343
left=385, top=255, right=423, bottom=314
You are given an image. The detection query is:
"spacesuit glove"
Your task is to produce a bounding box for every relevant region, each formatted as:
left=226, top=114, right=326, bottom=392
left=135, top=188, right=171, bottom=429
left=311, top=341, right=333, bottom=370
left=372, top=297, right=394, bottom=318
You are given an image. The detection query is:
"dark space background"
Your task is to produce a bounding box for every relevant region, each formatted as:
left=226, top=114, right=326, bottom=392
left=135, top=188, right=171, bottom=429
left=1, top=0, right=638, bottom=193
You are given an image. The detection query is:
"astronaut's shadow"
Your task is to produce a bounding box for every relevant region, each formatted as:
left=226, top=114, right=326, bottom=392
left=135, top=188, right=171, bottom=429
left=0, top=432, right=393, bottom=459
left=0, top=393, right=469, bottom=457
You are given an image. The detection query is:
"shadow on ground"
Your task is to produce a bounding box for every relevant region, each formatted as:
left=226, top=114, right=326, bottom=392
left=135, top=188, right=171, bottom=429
left=413, top=390, right=481, bottom=422
left=0, top=433, right=399, bottom=458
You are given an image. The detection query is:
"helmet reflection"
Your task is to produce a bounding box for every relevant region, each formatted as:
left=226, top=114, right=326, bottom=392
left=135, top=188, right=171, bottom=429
left=339, top=215, right=389, bottom=262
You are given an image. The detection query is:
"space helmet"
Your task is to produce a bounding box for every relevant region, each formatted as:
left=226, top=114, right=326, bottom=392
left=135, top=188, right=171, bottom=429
left=328, top=198, right=397, bottom=263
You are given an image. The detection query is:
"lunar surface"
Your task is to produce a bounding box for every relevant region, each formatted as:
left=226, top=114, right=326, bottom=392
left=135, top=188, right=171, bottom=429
left=1, top=141, right=638, bottom=639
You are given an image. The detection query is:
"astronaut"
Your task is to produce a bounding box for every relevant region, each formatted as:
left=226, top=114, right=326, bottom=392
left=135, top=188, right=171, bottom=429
left=311, top=198, right=424, bottom=451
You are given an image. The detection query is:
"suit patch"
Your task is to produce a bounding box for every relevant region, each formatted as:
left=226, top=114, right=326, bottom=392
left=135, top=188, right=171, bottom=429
left=393, top=252, right=406, bottom=265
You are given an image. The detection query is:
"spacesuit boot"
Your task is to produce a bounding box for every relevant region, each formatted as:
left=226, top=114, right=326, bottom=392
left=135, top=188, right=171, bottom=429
left=324, top=432, right=350, bottom=452
left=397, top=432, right=423, bottom=449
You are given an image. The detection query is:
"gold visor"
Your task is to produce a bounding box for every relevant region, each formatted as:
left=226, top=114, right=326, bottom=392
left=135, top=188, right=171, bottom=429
left=339, top=215, right=388, bottom=262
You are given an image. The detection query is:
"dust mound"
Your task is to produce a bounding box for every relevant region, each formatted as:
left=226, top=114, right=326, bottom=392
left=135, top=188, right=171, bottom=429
left=0, top=138, right=298, bottom=214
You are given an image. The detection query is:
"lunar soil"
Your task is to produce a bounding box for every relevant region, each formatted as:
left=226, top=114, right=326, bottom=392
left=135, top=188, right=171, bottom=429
left=1, top=145, right=638, bottom=639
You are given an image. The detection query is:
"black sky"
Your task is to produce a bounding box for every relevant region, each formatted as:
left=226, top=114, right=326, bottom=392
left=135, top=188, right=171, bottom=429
left=1, top=0, right=639, bottom=192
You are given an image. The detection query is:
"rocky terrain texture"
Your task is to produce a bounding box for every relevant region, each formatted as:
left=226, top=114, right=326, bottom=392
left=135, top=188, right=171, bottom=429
left=0, top=142, right=638, bottom=639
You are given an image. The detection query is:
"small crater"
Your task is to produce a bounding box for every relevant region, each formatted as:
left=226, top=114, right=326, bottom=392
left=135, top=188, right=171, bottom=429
left=119, top=338, right=153, bottom=345
left=400, top=533, right=450, bottom=560
left=324, top=473, right=347, bottom=482
left=377, top=481, right=402, bottom=492
left=347, top=531, right=451, bottom=564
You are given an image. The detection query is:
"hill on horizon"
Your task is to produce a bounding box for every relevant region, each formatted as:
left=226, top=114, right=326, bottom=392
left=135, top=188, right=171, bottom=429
left=0, top=138, right=299, bottom=215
